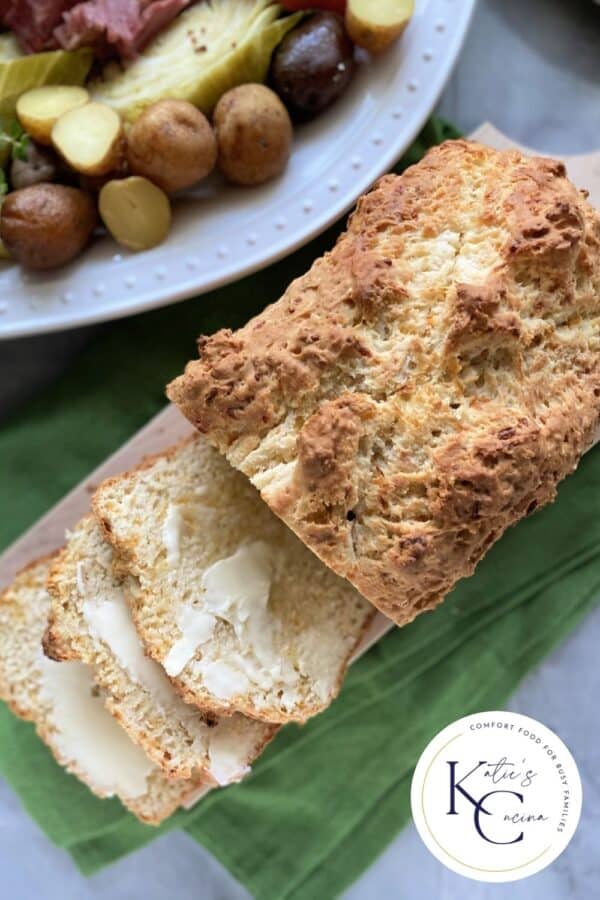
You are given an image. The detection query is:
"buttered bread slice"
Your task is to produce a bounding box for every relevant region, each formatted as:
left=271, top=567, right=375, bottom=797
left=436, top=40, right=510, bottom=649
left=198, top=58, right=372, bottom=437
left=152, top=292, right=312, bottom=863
left=0, top=557, right=207, bottom=826
left=168, top=140, right=600, bottom=627
left=93, top=436, right=375, bottom=724
left=45, top=516, right=277, bottom=783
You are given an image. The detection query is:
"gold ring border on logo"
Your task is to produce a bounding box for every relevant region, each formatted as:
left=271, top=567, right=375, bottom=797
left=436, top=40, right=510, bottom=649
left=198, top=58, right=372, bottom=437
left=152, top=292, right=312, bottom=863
left=418, top=730, right=553, bottom=875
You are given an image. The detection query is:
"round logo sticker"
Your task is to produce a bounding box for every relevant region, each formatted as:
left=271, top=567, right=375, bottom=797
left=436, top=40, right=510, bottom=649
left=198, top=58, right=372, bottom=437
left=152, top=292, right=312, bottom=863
left=410, top=711, right=582, bottom=883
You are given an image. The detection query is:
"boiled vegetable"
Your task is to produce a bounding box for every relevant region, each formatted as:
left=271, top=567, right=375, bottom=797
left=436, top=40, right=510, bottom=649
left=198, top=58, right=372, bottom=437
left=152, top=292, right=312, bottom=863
left=270, top=12, right=355, bottom=119
left=0, top=184, right=96, bottom=270
left=345, top=0, right=414, bottom=54
left=52, top=102, right=125, bottom=176
left=17, top=85, right=90, bottom=145
left=127, top=99, right=217, bottom=194
left=0, top=47, right=93, bottom=123
left=10, top=142, right=57, bottom=189
left=99, top=176, right=172, bottom=251
left=91, top=0, right=302, bottom=121
left=214, top=83, right=292, bottom=185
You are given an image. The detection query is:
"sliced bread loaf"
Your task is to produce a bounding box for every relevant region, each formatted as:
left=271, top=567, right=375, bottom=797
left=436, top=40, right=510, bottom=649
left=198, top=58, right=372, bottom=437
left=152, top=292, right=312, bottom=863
left=167, top=140, right=600, bottom=627
left=93, top=436, right=375, bottom=724
left=0, top=556, right=207, bottom=825
left=45, top=515, right=278, bottom=783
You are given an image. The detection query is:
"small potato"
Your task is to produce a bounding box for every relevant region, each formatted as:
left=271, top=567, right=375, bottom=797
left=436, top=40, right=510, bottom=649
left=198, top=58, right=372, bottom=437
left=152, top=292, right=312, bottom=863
left=52, top=102, right=125, bottom=177
left=17, top=85, right=89, bottom=146
left=214, top=84, right=292, bottom=187
left=99, top=176, right=171, bottom=251
left=270, top=13, right=355, bottom=120
left=10, top=143, right=57, bottom=190
left=0, top=184, right=96, bottom=270
left=346, top=0, right=414, bottom=54
left=127, top=99, right=216, bottom=194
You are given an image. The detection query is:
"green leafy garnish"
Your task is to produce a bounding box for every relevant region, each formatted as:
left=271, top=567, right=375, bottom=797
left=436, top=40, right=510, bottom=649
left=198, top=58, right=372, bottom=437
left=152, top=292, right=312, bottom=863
left=0, top=168, right=8, bottom=199
left=0, top=119, right=30, bottom=161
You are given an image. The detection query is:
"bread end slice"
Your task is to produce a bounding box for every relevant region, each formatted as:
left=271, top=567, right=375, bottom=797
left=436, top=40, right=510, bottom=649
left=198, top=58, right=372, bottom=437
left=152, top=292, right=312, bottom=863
left=0, top=556, right=205, bottom=825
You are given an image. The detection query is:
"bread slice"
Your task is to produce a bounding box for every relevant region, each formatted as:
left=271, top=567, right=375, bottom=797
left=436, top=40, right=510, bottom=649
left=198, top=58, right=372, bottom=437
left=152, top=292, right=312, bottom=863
left=167, top=140, right=600, bottom=627
left=0, top=557, right=208, bottom=825
left=92, top=436, right=375, bottom=724
left=45, top=515, right=278, bottom=782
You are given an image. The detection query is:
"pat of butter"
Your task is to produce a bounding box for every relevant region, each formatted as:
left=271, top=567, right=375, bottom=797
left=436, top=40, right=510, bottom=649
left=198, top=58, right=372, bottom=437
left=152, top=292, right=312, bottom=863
left=162, top=504, right=184, bottom=566
left=163, top=542, right=272, bottom=680
left=83, top=588, right=178, bottom=711
left=76, top=561, right=86, bottom=595
left=164, top=541, right=299, bottom=701
left=39, top=657, right=155, bottom=799
left=164, top=606, right=216, bottom=677
left=207, top=723, right=254, bottom=786
left=202, top=543, right=297, bottom=692
left=202, top=541, right=272, bottom=628
left=195, top=659, right=250, bottom=700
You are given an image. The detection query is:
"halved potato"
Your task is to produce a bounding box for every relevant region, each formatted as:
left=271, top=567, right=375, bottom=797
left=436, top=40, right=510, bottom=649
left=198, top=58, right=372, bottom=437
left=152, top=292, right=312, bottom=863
left=346, top=0, right=414, bottom=54
left=17, top=85, right=89, bottom=145
left=99, top=176, right=171, bottom=251
left=52, top=101, right=124, bottom=176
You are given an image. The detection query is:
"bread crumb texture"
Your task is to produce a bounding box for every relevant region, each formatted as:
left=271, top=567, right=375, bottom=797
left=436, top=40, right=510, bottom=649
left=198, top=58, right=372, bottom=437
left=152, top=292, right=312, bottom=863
left=93, top=437, right=374, bottom=724
left=0, top=557, right=201, bottom=825
left=46, top=515, right=277, bottom=783
left=168, top=140, right=600, bottom=625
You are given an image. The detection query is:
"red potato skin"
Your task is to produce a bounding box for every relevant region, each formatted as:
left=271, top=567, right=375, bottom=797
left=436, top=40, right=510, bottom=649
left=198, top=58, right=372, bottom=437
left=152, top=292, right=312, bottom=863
left=280, top=0, right=346, bottom=11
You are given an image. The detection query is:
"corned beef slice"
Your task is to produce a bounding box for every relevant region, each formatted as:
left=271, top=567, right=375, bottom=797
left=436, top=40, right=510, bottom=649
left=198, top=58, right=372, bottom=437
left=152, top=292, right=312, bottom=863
left=2, top=0, right=76, bottom=52
left=55, top=0, right=192, bottom=59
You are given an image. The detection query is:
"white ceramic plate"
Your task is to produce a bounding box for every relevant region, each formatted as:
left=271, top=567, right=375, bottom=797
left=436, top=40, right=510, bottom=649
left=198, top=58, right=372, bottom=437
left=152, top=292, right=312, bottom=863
left=0, top=0, right=476, bottom=339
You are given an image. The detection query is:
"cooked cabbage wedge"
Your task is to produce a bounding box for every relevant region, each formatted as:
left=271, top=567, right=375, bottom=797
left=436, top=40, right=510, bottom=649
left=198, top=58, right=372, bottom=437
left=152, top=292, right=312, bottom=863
left=91, top=0, right=301, bottom=121
left=0, top=46, right=93, bottom=121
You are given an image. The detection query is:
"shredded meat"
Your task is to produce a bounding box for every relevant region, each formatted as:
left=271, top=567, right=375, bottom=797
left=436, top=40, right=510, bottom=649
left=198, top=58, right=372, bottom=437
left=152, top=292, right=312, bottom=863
left=1, top=0, right=191, bottom=58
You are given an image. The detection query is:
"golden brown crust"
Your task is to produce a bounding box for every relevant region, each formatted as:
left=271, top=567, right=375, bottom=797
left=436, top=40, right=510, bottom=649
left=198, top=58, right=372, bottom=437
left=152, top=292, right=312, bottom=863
left=44, top=546, right=80, bottom=663
left=42, top=616, right=76, bottom=663
left=168, top=140, right=600, bottom=625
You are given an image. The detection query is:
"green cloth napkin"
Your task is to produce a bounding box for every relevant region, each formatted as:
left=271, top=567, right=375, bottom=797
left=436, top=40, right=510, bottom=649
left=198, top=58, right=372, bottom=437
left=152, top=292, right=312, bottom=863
left=1, top=117, right=599, bottom=900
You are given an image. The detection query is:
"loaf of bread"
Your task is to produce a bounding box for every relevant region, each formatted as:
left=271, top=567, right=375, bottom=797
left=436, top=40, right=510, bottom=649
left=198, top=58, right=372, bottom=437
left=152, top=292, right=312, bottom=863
left=168, top=140, right=600, bottom=626
left=0, top=557, right=207, bottom=825
left=93, top=436, right=375, bottom=724
left=45, top=516, right=278, bottom=784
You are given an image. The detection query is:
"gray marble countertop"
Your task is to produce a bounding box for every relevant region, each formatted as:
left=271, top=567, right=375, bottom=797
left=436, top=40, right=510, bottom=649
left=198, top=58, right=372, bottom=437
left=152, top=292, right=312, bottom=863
left=1, top=0, right=599, bottom=897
